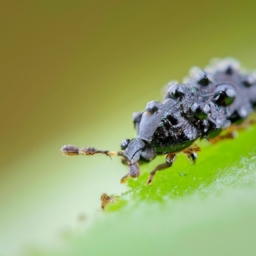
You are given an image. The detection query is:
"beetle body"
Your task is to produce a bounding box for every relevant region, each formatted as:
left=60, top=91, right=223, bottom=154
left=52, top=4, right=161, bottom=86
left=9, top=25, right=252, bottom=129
left=62, top=58, right=256, bottom=184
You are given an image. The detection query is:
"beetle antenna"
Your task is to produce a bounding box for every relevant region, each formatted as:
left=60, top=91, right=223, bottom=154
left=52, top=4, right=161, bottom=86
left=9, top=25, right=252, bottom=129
left=61, top=145, right=124, bottom=158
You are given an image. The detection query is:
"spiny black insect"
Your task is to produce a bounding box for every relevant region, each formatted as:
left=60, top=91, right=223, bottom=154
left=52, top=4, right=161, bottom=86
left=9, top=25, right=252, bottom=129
left=61, top=58, right=256, bottom=184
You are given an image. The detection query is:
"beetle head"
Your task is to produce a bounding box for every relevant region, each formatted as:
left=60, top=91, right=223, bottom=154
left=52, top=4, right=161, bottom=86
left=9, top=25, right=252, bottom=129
left=122, top=137, right=157, bottom=162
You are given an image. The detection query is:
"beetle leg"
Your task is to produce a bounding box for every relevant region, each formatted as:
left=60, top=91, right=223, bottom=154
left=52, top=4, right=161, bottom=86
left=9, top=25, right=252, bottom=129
left=61, top=145, right=124, bottom=157
left=208, top=131, right=237, bottom=144
left=209, top=119, right=256, bottom=144
left=120, top=173, right=130, bottom=183
left=183, top=144, right=201, bottom=164
left=147, top=153, right=176, bottom=184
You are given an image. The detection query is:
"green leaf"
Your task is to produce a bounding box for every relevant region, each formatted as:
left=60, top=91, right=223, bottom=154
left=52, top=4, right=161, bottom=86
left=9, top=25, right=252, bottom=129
left=26, top=125, right=256, bottom=256
left=107, top=125, right=256, bottom=209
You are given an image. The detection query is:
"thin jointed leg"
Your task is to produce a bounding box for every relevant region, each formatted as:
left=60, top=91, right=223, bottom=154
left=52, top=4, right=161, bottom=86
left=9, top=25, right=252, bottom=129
left=183, top=144, right=201, bottom=164
left=147, top=153, right=176, bottom=184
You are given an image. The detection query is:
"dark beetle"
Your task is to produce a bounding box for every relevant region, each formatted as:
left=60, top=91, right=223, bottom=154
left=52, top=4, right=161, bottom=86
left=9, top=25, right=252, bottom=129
left=62, top=58, right=256, bottom=184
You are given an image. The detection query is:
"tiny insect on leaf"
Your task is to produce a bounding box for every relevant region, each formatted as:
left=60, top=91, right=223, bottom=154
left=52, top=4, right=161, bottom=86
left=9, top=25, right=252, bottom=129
left=61, top=58, right=256, bottom=184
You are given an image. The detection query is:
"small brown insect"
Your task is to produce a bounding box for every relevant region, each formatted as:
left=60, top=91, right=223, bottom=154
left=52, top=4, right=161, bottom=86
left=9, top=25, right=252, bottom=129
left=100, top=193, right=118, bottom=210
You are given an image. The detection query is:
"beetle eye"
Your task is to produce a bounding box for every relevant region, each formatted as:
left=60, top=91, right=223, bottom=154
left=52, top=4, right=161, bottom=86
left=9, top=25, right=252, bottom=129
left=121, top=139, right=130, bottom=150
left=213, top=84, right=236, bottom=106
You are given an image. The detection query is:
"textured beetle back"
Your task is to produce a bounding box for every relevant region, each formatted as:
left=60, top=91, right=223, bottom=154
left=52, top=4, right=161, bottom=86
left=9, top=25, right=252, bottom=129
left=137, top=58, right=256, bottom=152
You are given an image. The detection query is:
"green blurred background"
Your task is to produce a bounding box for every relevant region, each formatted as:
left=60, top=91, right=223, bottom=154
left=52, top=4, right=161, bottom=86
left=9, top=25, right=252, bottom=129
left=1, top=0, right=256, bottom=255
